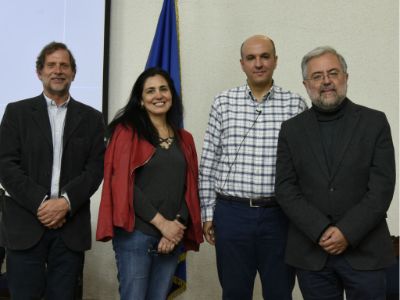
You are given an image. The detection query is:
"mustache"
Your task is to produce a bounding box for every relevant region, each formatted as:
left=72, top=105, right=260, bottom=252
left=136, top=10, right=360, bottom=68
left=320, top=84, right=336, bottom=92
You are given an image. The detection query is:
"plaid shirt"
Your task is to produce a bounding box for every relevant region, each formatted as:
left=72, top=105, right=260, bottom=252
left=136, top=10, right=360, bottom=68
left=199, top=83, right=308, bottom=221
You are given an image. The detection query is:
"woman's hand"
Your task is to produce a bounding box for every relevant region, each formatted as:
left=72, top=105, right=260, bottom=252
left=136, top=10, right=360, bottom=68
left=151, top=213, right=186, bottom=245
left=157, top=237, right=176, bottom=254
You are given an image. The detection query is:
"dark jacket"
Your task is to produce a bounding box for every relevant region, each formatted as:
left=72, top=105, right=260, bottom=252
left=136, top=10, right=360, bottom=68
left=0, top=95, right=105, bottom=251
left=275, top=99, right=395, bottom=271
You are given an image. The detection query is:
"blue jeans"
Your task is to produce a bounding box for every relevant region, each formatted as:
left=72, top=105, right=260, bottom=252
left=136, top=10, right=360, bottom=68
left=297, top=255, right=387, bottom=300
left=112, top=229, right=179, bottom=300
left=214, top=198, right=295, bottom=300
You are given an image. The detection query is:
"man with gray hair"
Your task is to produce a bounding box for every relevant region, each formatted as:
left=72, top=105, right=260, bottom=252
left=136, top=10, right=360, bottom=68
left=275, top=46, right=396, bottom=299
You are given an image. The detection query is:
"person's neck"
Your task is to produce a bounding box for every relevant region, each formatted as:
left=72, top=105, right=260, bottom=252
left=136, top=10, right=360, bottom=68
left=248, top=81, right=272, bottom=102
left=150, top=116, right=171, bottom=138
left=44, top=91, right=69, bottom=106
left=312, top=98, right=348, bottom=121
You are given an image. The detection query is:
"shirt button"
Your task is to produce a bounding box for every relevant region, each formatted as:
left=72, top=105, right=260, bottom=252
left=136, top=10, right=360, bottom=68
left=329, top=187, right=335, bottom=192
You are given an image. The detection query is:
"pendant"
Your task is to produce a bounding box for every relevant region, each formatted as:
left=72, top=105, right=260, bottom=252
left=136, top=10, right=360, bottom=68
left=159, top=136, right=174, bottom=149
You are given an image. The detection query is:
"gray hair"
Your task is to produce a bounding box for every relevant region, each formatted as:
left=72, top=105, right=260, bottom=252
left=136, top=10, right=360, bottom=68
left=301, top=46, right=347, bottom=80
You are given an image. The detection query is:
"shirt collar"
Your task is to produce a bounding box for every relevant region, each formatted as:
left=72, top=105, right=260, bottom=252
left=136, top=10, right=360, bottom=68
left=245, top=81, right=275, bottom=102
left=44, top=93, right=70, bottom=108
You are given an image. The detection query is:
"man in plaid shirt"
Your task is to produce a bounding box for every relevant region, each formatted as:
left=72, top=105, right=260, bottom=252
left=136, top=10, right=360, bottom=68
left=199, top=35, right=307, bottom=300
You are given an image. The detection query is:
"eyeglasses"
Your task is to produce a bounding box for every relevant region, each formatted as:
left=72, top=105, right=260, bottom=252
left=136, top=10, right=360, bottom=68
left=306, top=70, right=344, bottom=83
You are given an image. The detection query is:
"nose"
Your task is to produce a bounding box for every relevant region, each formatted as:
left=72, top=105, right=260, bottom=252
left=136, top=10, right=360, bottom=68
left=155, top=89, right=163, bottom=98
left=322, top=74, right=332, bottom=84
left=255, top=57, right=262, bottom=68
left=54, top=64, right=62, bottom=73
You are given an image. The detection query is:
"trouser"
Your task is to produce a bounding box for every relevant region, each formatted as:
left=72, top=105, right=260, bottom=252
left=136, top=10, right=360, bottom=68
left=297, top=255, right=387, bottom=300
left=6, top=229, right=84, bottom=300
left=112, top=229, right=180, bottom=300
left=213, top=197, right=295, bottom=300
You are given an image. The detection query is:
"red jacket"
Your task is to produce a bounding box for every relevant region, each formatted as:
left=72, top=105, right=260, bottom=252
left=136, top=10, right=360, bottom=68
left=96, top=124, right=203, bottom=251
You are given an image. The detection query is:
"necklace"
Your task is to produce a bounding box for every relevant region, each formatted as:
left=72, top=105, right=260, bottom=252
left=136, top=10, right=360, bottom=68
left=158, top=127, right=174, bottom=149
left=158, top=136, right=174, bottom=149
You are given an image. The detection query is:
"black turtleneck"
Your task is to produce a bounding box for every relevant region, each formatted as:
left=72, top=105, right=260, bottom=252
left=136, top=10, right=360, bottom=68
left=312, top=98, right=348, bottom=173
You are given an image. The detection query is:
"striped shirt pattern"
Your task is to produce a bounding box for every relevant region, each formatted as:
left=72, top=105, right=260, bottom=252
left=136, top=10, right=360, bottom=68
left=199, top=84, right=308, bottom=221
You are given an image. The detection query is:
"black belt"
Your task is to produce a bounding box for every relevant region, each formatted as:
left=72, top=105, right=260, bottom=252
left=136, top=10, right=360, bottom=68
left=217, top=193, right=279, bottom=208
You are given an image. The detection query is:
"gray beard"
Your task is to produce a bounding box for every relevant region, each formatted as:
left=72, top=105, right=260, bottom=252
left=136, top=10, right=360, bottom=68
left=313, top=95, right=346, bottom=112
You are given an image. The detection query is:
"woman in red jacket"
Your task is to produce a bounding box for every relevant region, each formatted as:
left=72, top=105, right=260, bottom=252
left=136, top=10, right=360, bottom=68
left=96, top=67, right=203, bottom=300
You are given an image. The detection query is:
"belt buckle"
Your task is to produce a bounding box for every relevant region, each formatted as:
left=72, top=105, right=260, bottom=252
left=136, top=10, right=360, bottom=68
left=249, top=198, right=261, bottom=207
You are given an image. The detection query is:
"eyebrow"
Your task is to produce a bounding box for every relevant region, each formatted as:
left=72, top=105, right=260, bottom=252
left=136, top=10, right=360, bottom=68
left=246, top=52, right=271, bottom=58
left=311, top=68, right=340, bottom=75
left=144, top=84, right=169, bottom=91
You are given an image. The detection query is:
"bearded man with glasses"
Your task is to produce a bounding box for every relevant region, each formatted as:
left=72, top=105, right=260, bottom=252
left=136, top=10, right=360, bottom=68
left=275, top=46, right=396, bottom=300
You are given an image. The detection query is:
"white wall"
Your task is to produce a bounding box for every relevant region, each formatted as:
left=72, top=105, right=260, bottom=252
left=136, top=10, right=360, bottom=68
left=0, top=0, right=105, bottom=120
left=85, top=1, right=399, bottom=299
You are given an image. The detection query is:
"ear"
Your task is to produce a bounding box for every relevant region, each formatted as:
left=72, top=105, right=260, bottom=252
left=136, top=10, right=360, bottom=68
left=240, top=58, right=245, bottom=71
left=36, top=69, right=42, bottom=80
left=273, top=55, right=278, bottom=70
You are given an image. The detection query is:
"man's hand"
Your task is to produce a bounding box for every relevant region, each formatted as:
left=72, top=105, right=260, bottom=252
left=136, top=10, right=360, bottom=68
left=48, top=218, right=67, bottom=229
left=319, top=226, right=349, bottom=255
left=203, top=221, right=215, bottom=245
left=37, top=198, right=69, bottom=229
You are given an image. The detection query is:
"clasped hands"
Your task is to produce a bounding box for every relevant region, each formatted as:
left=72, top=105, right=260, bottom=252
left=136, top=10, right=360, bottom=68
left=151, top=213, right=186, bottom=254
left=37, top=197, right=69, bottom=229
left=319, top=226, right=349, bottom=255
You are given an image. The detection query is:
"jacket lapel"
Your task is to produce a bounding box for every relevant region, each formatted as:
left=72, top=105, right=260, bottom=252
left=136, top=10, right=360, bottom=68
left=302, top=109, right=330, bottom=179
left=63, top=99, right=82, bottom=148
left=31, top=95, right=52, bottom=147
left=330, top=100, right=360, bottom=179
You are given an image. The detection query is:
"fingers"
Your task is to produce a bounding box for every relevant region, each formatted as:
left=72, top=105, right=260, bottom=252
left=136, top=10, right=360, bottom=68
left=37, top=198, right=69, bottom=228
left=169, top=223, right=184, bottom=244
left=203, top=221, right=215, bottom=246
left=319, top=227, right=339, bottom=247
left=319, top=226, right=335, bottom=243
left=46, top=218, right=66, bottom=229
left=322, top=244, right=346, bottom=255
left=151, top=213, right=186, bottom=245
left=173, top=219, right=186, bottom=230
left=157, top=237, right=175, bottom=254
left=319, top=227, right=348, bottom=255
left=160, top=220, right=185, bottom=244
left=37, top=200, right=49, bottom=212
left=38, top=215, right=65, bottom=227
left=41, top=217, right=66, bottom=229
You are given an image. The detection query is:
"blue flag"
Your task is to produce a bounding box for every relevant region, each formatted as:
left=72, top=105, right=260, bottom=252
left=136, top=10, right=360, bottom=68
left=145, top=1, right=187, bottom=299
left=145, top=0, right=181, bottom=97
